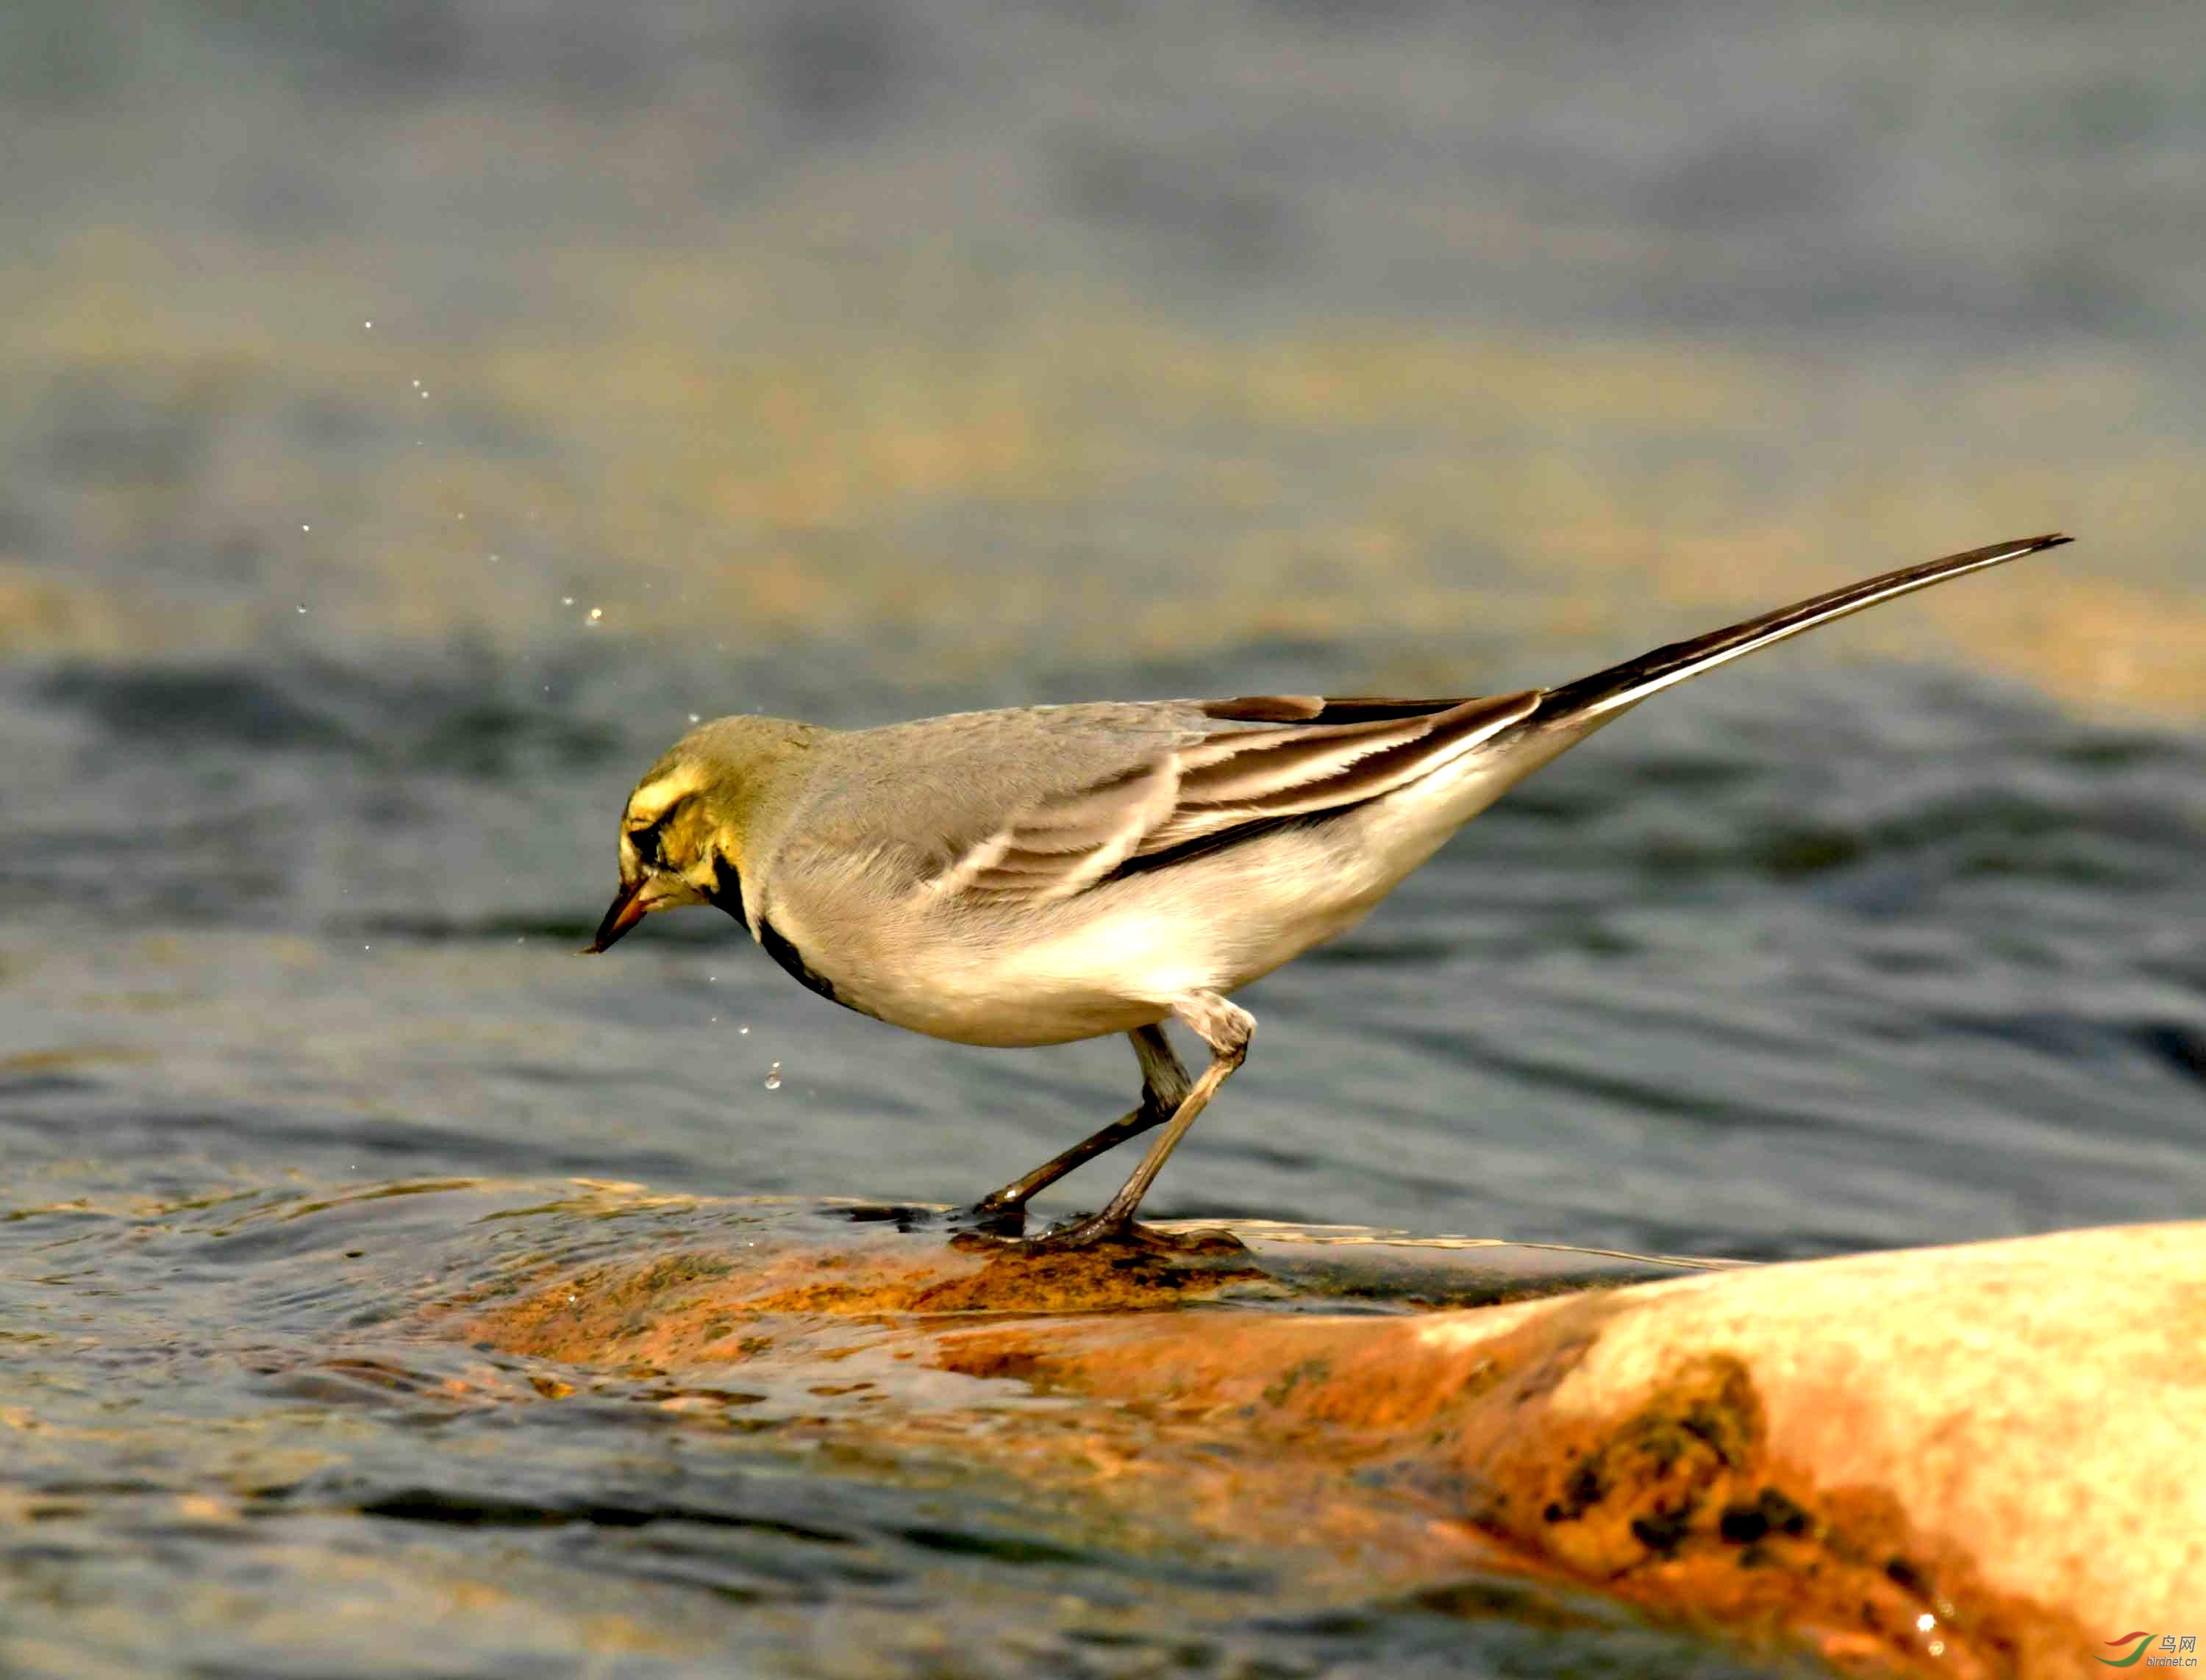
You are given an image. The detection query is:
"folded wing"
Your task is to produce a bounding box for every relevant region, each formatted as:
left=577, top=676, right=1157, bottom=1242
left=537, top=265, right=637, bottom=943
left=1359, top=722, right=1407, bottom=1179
left=931, top=690, right=1538, bottom=906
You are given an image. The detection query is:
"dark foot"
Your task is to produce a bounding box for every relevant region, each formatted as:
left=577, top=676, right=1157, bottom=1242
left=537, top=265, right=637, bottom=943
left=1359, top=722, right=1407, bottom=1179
left=952, top=1215, right=1254, bottom=1265
left=957, top=1207, right=1152, bottom=1253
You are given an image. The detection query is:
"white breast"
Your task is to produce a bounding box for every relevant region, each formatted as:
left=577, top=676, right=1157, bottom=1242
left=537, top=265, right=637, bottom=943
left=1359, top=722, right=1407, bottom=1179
left=793, top=820, right=1396, bottom=1048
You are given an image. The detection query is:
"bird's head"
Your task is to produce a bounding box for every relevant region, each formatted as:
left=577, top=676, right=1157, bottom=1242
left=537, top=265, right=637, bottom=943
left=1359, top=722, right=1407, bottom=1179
left=582, top=715, right=819, bottom=954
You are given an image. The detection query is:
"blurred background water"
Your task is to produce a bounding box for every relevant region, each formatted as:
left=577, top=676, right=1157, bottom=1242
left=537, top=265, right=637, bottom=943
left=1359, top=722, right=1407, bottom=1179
left=3, top=1, right=2203, bottom=1673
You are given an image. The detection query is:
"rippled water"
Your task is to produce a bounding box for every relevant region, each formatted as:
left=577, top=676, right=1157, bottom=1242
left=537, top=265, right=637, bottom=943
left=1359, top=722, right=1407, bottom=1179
left=2, top=1189, right=1814, bottom=1680
left=10, top=645, right=2204, bottom=1253
left=7, top=0, right=2206, bottom=1672
left=6, top=638, right=2203, bottom=1674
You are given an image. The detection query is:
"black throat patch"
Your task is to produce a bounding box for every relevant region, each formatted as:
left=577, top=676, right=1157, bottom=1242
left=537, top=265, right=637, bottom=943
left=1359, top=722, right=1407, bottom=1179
left=757, top=917, right=844, bottom=1007
left=707, top=860, right=854, bottom=1013
left=705, top=861, right=748, bottom=925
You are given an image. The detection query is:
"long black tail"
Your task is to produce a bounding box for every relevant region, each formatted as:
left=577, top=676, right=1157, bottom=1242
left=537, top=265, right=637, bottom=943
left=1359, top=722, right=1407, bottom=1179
left=1535, top=533, right=2071, bottom=729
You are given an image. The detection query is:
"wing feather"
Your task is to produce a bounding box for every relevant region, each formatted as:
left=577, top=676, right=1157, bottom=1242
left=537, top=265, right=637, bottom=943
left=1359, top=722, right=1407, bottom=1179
left=930, top=690, right=1538, bottom=907
left=931, top=757, right=1180, bottom=903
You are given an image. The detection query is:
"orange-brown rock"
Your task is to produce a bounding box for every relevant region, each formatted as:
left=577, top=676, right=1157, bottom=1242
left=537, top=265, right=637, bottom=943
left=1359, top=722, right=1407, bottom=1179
left=451, top=1207, right=2206, bottom=1680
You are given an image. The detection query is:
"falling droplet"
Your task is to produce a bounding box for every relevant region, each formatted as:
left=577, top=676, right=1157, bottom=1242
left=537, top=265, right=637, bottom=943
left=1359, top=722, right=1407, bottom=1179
left=363, top=320, right=374, bottom=329
left=296, top=605, right=307, bottom=615
left=738, top=1025, right=750, bottom=1035
left=560, top=596, right=574, bottom=607
left=587, top=607, right=603, bottom=623
left=301, top=523, right=311, bottom=532
left=763, top=1062, right=782, bottom=1090
left=687, top=712, right=701, bottom=723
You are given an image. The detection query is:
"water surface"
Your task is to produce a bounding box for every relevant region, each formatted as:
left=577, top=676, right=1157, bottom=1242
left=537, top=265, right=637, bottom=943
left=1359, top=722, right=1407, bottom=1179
left=4, top=0, right=2205, bottom=1672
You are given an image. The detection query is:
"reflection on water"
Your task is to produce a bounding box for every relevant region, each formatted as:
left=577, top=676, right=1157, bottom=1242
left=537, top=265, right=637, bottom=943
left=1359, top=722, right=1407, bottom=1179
left=4, top=0, right=2205, bottom=1671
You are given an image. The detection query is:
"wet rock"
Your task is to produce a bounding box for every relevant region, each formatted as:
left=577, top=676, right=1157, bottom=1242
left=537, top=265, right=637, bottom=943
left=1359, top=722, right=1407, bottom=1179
left=455, top=1207, right=2204, bottom=1679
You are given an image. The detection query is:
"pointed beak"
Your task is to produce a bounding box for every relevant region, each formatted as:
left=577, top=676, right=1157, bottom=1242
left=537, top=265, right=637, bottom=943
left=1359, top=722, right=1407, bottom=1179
left=582, top=879, right=650, bottom=954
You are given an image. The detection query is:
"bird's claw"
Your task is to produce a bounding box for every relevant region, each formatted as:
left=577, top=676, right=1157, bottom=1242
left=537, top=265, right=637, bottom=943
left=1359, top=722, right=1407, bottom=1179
left=954, top=1209, right=1154, bottom=1253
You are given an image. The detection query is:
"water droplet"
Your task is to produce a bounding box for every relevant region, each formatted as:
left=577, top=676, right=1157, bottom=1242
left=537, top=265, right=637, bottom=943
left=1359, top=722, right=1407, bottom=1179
left=296, top=605, right=307, bottom=615
left=763, top=1062, right=782, bottom=1090
left=363, top=320, right=373, bottom=329
left=738, top=1025, right=749, bottom=1035
left=687, top=712, right=700, bottom=723
left=300, top=523, right=311, bottom=532
left=560, top=596, right=574, bottom=607
left=587, top=607, right=603, bottom=623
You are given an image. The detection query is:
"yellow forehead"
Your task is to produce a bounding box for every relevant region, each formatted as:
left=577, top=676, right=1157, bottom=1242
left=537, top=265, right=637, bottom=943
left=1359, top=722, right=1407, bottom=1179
left=625, top=765, right=706, bottom=827
left=622, top=763, right=741, bottom=880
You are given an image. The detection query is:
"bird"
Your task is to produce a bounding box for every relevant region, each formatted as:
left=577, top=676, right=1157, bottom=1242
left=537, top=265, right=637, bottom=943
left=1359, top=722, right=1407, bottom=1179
left=585, top=533, right=2069, bottom=1250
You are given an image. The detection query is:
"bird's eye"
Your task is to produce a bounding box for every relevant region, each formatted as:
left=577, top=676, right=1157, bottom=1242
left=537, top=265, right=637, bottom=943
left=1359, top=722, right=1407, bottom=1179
left=627, top=824, right=662, bottom=866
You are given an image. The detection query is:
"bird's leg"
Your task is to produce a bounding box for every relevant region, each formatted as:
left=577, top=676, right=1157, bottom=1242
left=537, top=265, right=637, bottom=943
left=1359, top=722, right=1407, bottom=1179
left=1004, top=993, right=1254, bottom=1252
left=960, top=1023, right=1191, bottom=1229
